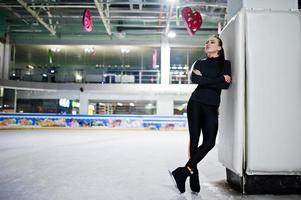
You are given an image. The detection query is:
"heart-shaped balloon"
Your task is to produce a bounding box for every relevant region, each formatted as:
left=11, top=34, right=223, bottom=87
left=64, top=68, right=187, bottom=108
left=181, top=7, right=202, bottom=36
left=83, top=9, right=93, bottom=32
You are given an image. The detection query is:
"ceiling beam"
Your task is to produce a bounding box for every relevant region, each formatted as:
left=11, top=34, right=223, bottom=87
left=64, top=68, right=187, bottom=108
left=0, top=2, right=227, bottom=8
left=41, top=6, right=55, bottom=31
left=94, top=0, right=112, bottom=36
left=1, top=3, right=30, bottom=25
left=165, top=1, right=175, bottom=34
left=15, top=0, right=56, bottom=35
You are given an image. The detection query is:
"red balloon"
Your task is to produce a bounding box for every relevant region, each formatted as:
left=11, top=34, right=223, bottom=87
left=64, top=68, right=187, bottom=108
left=83, top=9, right=93, bottom=32
left=181, top=7, right=203, bottom=36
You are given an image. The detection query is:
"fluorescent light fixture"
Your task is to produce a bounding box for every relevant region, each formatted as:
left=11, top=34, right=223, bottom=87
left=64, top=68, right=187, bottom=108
left=75, top=74, right=82, bottom=81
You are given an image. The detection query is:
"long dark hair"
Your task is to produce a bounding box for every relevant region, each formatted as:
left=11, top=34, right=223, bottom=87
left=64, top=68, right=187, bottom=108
left=212, top=35, right=225, bottom=74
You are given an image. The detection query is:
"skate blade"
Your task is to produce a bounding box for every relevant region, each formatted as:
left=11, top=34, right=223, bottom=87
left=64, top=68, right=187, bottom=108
left=168, top=170, right=182, bottom=194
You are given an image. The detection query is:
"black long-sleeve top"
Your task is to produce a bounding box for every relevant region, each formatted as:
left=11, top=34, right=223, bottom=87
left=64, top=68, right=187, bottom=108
left=190, top=57, right=231, bottom=107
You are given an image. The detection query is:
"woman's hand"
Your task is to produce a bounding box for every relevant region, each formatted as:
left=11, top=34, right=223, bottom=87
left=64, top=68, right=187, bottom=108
left=193, top=69, right=202, bottom=76
left=223, top=75, right=231, bottom=83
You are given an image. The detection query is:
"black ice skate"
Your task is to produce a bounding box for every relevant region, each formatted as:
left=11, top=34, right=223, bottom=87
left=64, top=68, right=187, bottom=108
left=190, top=168, right=200, bottom=193
left=168, top=167, right=191, bottom=193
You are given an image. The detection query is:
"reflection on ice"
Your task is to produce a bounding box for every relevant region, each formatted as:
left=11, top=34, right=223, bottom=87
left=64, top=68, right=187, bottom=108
left=169, top=192, right=204, bottom=200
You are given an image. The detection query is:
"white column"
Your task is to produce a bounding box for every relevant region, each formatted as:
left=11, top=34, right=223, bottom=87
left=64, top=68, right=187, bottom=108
left=3, top=34, right=11, bottom=80
left=0, top=42, right=4, bottom=79
left=14, top=89, right=17, bottom=113
left=157, top=97, right=173, bottom=116
left=160, top=36, right=170, bottom=85
left=79, top=90, right=88, bottom=115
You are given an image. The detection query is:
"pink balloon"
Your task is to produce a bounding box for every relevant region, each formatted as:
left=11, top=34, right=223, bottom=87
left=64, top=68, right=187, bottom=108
left=83, top=9, right=93, bottom=32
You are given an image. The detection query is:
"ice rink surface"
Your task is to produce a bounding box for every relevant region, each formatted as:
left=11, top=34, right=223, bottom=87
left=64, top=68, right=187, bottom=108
left=0, top=129, right=300, bottom=200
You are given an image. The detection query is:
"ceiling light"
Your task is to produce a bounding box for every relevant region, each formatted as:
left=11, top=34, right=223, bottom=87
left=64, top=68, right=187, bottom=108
left=75, top=74, right=82, bottom=81
left=167, top=31, right=176, bottom=38
left=84, top=47, right=95, bottom=53
left=27, top=65, right=34, bottom=69
left=121, top=48, right=130, bottom=54
left=51, top=47, right=60, bottom=52
left=145, top=103, right=155, bottom=109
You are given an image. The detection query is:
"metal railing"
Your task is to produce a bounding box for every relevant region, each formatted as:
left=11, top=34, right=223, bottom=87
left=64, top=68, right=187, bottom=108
left=10, top=68, right=161, bottom=84
left=10, top=68, right=191, bottom=84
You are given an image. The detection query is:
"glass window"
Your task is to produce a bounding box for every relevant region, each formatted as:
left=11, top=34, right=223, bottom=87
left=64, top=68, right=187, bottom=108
left=0, top=88, right=15, bottom=113
left=174, top=101, right=187, bottom=115
left=89, top=100, right=156, bottom=115
left=170, top=47, right=204, bottom=84
left=12, top=45, right=161, bottom=84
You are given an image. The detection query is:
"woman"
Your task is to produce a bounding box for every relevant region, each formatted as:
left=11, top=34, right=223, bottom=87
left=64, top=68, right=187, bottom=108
left=169, top=35, right=231, bottom=194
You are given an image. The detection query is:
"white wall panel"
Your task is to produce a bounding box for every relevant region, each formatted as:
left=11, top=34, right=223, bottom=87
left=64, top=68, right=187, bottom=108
left=243, top=0, right=297, bottom=10
left=218, top=10, right=246, bottom=176
left=226, top=0, right=297, bottom=21
left=0, top=42, right=4, bottom=79
left=245, top=11, right=301, bottom=174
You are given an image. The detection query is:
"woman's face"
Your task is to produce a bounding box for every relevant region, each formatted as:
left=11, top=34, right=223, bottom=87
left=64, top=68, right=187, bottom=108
left=204, top=36, right=221, bottom=55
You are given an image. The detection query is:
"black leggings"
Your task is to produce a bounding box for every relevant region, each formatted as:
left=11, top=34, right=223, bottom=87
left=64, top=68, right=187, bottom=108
left=185, top=99, right=219, bottom=169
